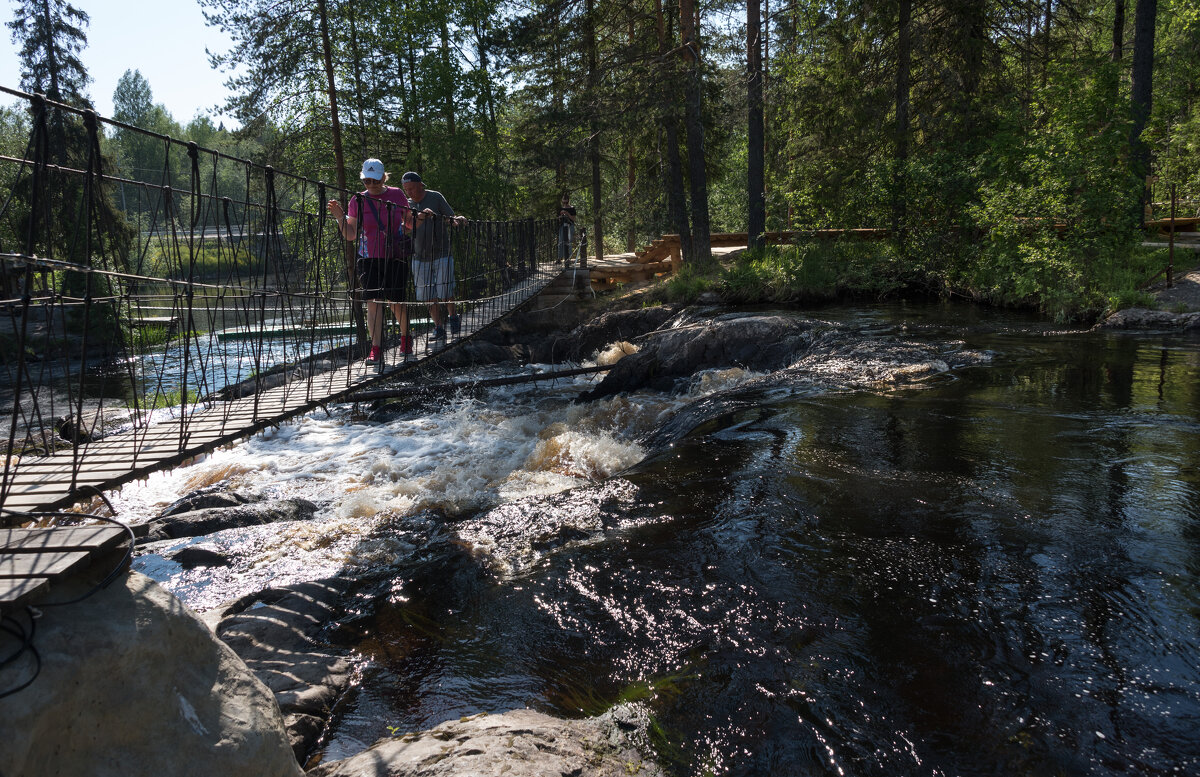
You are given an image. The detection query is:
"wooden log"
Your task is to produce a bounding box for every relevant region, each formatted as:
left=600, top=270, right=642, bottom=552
left=345, top=365, right=611, bottom=402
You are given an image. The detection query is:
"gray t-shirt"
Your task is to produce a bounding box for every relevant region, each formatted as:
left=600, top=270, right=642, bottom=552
left=409, top=189, right=455, bottom=260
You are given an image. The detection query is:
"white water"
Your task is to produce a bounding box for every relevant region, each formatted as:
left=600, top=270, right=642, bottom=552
left=123, top=354, right=765, bottom=609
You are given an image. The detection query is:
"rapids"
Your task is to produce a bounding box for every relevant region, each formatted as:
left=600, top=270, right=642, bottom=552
left=123, top=303, right=1200, bottom=776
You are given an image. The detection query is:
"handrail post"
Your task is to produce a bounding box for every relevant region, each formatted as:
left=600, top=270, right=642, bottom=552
left=1168, top=183, right=1175, bottom=288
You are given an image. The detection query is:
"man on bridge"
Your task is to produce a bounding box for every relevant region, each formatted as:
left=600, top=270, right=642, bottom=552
left=402, top=171, right=466, bottom=342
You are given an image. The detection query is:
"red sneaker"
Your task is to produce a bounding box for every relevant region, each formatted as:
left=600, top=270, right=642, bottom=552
left=366, top=345, right=382, bottom=363
left=400, top=334, right=413, bottom=354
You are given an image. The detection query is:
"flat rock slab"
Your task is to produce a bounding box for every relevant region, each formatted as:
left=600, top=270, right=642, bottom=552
left=1096, top=307, right=1200, bottom=330
left=307, top=705, right=664, bottom=777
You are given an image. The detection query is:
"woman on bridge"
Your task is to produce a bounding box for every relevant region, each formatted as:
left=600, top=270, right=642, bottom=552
left=327, top=159, right=414, bottom=362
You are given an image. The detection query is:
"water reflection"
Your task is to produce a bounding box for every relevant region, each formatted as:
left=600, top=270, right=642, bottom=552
left=327, top=312, right=1199, bottom=775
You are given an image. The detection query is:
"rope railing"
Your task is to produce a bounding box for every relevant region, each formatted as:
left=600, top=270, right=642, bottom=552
left=0, top=87, right=576, bottom=516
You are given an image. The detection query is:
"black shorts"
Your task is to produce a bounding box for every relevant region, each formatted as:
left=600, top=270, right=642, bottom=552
left=355, top=257, right=409, bottom=301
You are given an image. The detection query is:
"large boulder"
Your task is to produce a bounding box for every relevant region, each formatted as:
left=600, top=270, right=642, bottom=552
left=430, top=305, right=682, bottom=369
left=0, top=571, right=303, bottom=777
left=140, top=498, right=319, bottom=543
left=580, top=312, right=823, bottom=400
left=306, top=704, right=663, bottom=777
left=528, top=305, right=682, bottom=364
left=211, top=579, right=357, bottom=762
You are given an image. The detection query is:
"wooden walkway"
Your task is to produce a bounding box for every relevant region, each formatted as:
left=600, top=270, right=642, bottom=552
left=0, top=524, right=129, bottom=609
left=0, top=267, right=562, bottom=518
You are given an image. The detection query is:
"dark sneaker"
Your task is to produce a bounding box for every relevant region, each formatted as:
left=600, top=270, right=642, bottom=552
left=448, top=314, right=461, bottom=336
left=433, top=326, right=447, bottom=340
left=366, top=345, right=381, bottom=363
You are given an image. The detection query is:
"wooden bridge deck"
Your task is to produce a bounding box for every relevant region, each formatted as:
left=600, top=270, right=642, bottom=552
left=0, top=524, right=129, bottom=609
left=0, top=267, right=562, bottom=518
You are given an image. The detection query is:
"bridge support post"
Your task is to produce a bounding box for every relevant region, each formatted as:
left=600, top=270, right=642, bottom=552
left=573, top=228, right=592, bottom=296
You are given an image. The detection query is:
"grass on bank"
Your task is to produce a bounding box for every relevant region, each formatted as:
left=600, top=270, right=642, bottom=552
left=649, top=237, right=1182, bottom=322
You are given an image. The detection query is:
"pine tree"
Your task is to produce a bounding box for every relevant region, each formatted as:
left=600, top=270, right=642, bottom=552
left=7, top=0, right=91, bottom=109
left=8, top=0, right=132, bottom=311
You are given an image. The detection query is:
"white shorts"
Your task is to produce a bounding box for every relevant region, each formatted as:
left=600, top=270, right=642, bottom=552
left=412, top=256, right=455, bottom=302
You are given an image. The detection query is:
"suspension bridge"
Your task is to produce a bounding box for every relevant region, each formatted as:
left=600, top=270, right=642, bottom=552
left=0, top=88, right=587, bottom=604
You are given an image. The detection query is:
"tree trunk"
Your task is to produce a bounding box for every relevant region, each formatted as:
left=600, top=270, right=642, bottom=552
left=1130, top=0, right=1157, bottom=225
left=407, top=39, right=423, bottom=171
left=892, top=0, right=911, bottom=239
left=316, top=0, right=365, bottom=342
left=1041, top=0, right=1053, bottom=89
left=656, top=0, right=691, bottom=259
left=586, top=0, right=603, bottom=263
left=627, top=144, right=637, bottom=252
left=679, top=0, right=712, bottom=265
left=747, top=0, right=765, bottom=250
left=1112, top=0, right=1125, bottom=61
left=474, top=18, right=500, bottom=176
left=957, top=0, right=987, bottom=135
left=348, top=6, right=366, bottom=159
left=441, top=20, right=456, bottom=137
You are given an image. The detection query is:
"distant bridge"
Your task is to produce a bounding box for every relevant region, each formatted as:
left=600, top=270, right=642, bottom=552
left=0, top=87, right=585, bottom=526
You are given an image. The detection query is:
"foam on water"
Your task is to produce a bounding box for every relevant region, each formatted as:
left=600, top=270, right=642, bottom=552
left=113, top=362, right=764, bottom=525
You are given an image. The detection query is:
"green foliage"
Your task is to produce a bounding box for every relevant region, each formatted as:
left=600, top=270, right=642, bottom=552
left=141, top=385, right=201, bottom=410
left=963, top=59, right=1143, bottom=319
left=653, top=263, right=718, bottom=304
left=721, top=239, right=904, bottom=303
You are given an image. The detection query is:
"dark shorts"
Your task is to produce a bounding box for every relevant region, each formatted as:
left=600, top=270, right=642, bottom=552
left=355, top=257, right=409, bottom=301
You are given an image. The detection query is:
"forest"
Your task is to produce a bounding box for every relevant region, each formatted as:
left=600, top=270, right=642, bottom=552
left=4, top=0, right=1199, bottom=320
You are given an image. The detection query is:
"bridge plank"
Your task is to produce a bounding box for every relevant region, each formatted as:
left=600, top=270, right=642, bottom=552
left=0, top=550, right=92, bottom=578
left=1, top=526, right=126, bottom=553
left=0, top=576, right=49, bottom=607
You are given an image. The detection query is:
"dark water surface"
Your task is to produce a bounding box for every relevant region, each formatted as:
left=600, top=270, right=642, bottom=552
left=324, top=304, right=1200, bottom=775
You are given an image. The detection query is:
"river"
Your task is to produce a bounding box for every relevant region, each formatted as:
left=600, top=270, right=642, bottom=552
left=121, top=302, right=1199, bottom=776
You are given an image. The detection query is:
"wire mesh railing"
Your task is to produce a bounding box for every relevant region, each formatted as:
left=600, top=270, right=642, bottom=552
left=0, top=87, right=570, bottom=515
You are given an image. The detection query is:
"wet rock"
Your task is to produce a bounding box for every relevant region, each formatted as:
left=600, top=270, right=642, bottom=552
left=641, top=334, right=983, bottom=450
left=533, top=305, right=682, bottom=364
left=141, top=498, right=319, bottom=543
left=0, top=571, right=303, bottom=777
left=428, top=306, right=681, bottom=369
left=53, top=414, right=97, bottom=445
left=422, top=339, right=522, bottom=369
left=213, top=578, right=358, bottom=762
left=306, top=704, right=663, bottom=777
left=170, top=543, right=233, bottom=568
left=159, top=487, right=258, bottom=518
left=580, top=313, right=823, bottom=401
left=1096, top=307, right=1200, bottom=330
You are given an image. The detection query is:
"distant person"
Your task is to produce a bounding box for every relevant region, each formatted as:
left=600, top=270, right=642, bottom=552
left=327, top=159, right=413, bottom=362
left=557, top=193, right=577, bottom=263
left=401, top=171, right=466, bottom=340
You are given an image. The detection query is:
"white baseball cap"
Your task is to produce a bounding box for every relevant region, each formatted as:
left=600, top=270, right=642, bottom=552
left=360, top=158, right=385, bottom=180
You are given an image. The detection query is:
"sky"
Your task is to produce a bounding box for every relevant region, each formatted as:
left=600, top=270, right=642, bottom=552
left=0, top=0, right=238, bottom=126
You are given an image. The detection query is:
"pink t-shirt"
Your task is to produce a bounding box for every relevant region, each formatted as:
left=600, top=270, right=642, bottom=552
left=347, top=186, right=410, bottom=258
